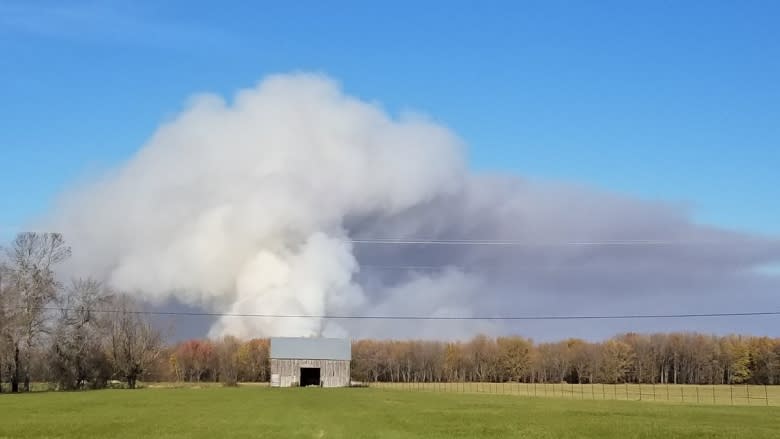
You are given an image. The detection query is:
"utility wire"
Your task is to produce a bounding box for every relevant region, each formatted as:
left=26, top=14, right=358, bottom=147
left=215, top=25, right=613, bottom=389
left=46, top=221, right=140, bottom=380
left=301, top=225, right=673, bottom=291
left=359, top=264, right=619, bottom=271
left=349, top=239, right=747, bottom=246
left=32, top=307, right=780, bottom=321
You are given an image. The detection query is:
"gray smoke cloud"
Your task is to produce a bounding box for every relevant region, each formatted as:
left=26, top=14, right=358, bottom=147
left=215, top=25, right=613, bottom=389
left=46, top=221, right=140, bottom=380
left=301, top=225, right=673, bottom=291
left=47, top=73, right=780, bottom=340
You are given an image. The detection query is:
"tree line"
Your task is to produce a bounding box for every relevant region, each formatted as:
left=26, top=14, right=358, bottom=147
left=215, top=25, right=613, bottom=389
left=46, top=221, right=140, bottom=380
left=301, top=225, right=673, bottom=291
left=1, top=233, right=162, bottom=391
left=2, top=233, right=779, bottom=392
left=350, top=333, right=780, bottom=385
left=159, top=332, right=779, bottom=386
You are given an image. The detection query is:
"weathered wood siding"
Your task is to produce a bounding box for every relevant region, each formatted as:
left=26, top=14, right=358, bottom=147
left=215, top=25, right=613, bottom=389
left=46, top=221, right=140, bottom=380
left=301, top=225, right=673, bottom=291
left=270, top=359, right=350, bottom=387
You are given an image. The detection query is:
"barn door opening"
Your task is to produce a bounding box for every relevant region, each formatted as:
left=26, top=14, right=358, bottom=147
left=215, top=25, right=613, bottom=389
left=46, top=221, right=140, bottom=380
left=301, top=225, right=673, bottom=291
left=300, top=368, right=321, bottom=387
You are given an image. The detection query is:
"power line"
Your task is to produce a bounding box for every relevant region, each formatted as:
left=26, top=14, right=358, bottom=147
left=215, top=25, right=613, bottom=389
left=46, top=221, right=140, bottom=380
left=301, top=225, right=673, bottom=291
left=34, top=307, right=780, bottom=321
left=359, top=264, right=614, bottom=271
left=350, top=239, right=744, bottom=246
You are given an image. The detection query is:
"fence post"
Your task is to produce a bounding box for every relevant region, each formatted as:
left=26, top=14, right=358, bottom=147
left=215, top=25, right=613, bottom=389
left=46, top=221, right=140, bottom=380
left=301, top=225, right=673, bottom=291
left=638, top=383, right=642, bottom=401
left=652, top=383, right=656, bottom=401
left=765, top=385, right=769, bottom=406
left=747, top=384, right=750, bottom=406
left=625, top=382, right=629, bottom=400
left=681, top=386, right=684, bottom=403
left=534, top=382, right=537, bottom=397
left=712, top=385, right=715, bottom=404
left=666, top=383, right=670, bottom=402
left=730, top=384, right=733, bottom=405
left=696, top=386, right=700, bottom=404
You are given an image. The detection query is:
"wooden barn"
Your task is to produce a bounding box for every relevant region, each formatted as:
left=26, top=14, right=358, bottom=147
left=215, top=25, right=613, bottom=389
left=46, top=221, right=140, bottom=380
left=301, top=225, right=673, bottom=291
left=270, top=337, right=351, bottom=388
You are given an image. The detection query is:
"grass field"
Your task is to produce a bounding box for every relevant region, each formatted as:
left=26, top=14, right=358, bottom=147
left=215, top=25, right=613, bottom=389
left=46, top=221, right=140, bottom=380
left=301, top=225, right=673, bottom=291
left=1, top=387, right=779, bottom=438
left=370, top=382, right=780, bottom=406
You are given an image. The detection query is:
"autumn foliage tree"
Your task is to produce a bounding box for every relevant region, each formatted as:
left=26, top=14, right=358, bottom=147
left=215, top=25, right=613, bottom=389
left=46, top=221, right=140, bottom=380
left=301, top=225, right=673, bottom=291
left=237, top=338, right=270, bottom=382
left=173, top=340, right=215, bottom=382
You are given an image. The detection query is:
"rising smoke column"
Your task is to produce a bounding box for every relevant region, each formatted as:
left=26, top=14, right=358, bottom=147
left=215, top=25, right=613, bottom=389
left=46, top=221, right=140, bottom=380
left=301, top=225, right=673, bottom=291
left=48, top=73, right=780, bottom=340
left=50, top=73, right=467, bottom=337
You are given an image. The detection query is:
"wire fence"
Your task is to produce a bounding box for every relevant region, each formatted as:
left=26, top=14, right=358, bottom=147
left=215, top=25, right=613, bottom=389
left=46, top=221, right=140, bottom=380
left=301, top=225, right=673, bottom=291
left=368, top=381, right=778, bottom=406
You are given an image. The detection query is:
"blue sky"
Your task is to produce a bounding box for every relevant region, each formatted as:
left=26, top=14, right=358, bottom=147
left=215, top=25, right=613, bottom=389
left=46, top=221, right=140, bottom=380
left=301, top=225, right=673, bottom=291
left=1, top=0, right=778, bottom=241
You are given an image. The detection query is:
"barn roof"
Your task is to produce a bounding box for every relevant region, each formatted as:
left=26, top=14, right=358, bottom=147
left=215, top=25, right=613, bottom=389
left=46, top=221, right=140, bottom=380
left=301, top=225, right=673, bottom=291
left=270, top=337, right=351, bottom=361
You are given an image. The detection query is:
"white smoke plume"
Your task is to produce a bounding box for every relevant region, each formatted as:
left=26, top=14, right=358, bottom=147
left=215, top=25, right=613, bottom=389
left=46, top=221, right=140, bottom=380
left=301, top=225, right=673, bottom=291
left=50, top=73, right=468, bottom=338
left=48, top=73, right=780, bottom=340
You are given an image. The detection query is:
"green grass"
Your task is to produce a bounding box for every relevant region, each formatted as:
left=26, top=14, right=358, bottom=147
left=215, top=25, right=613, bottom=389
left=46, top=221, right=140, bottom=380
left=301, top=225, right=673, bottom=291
left=1, top=387, right=778, bottom=438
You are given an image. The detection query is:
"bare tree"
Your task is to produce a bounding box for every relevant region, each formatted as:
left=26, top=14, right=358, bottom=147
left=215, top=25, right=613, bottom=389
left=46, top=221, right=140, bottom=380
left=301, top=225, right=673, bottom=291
left=3, top=232, right=71, bottom=392
left=216, top=335, right=241, bottom=386
left=0, top=258, right=8, bottom=393
left=107, top=295, right=163, bottom=389
left=49, top=278, right=113, bottom=390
